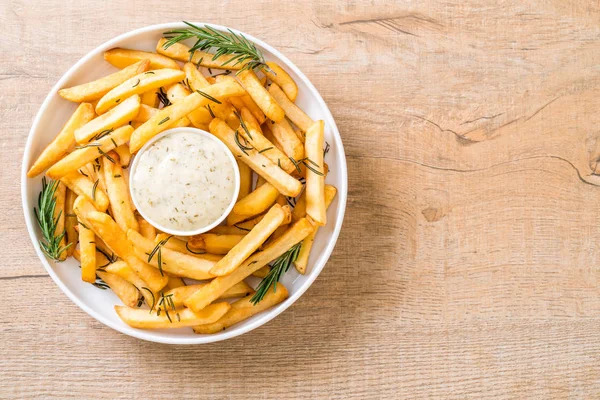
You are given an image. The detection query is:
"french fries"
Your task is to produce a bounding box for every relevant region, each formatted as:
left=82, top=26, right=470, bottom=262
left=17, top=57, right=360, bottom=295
left=187, top=233, right=245, bottom=255
left=74, top=197, right=168, bottom=292
left=194, top=284, right=288, bottom=334
left=96, top=69, right=185, bottom=114
left=102, top=152, right=138, bottom=232
left=295, top=185, right=337, bottom=274
left=270, top=118, right=304, bottom=162
left=78, top=216, right=97, bottom=283
left=104, top=260, right=158, bottom=308
left=59, top=60, right=150, bottom=102
left=116, top=302, right=231, bottom=329
left=304, top=120, right=326, bottom=225
left=97, top=271, right=141, bottom=308
left=53, top=182, right=68, bottom=261
left=165, top=281, right=254, bottom=308
left=64, top=189, right=78, bottom=257
left=114, top=144, right=131, bottom=168
left=104, top=48, right=181, bottom=70
left=265, top=62, right=298, bottom=101
left=238, top=108, right=296, bottom=174
left=31, top=34, right=337, bottom=334
left=129, top=79, right=245, bottom=153
left=211, top=204, right=287, bottom=276
left=238, top=69, right=284, bottom=122
left=268, top=83, right=313, bottom=131
left=237, top=160, right=252, bottom=200
left=157, top=38, right=249, bottom=70
left=27, top=103, right=95, bottom=177
left=136, top=213, right=156, bottom=240
left=183, top=63, right=237, bottom=127
left=46, top=125, right=133, bottom=179
left=74, top=95, right=140, bottom=143
left=166, top=276, right=186, bottom=290
left=141, top=90, right=159, bottom=107
left=185, top=218, right=313, bottom=312
left=228, top=182, right=279, bottom=225
left=60, top=170, right=109, bottom=212
left=209, top=118, right=302, bottom=197
left=127, top=229, right=218, bottom=280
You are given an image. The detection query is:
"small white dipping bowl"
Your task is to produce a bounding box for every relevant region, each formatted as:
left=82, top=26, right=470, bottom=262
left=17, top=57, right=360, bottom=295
left=129, top=127, right=240, bottom=236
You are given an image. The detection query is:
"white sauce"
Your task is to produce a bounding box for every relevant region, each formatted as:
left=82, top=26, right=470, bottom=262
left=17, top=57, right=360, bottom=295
left=131, top=132, right=236, bottom=232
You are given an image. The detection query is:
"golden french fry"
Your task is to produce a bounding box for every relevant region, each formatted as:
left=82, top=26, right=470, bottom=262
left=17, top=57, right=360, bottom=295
left=164, top=83, right=193, bottom=126
left=60, top=171, right=109, bottom=212
left=74, top=95, right=140, bottom=143
left=129, top=80, right=245, bottom=152
left=304, top=120, right=326, bottom=225
left=209, top=118, right=302, bottom=197
left=166, top=276, right=186, bottom=291
left=116, top=302, right=230, bottom=329
left=133, top=104, right=159, bottom=122
left=153, top=233, right=217, bottom=258
left=237, top=160, right=252, bottom=200
left=64, top=189, right=78, bottom=257
left=104, top=48, right=181, bottom=70
left=184, top=63, right=237, bottom=127
left=78, top=216, right=96, bottom=283
left=141, top=90, right=159, bottom=107
left=271, top=118, right=304, bottom=162
left=238, top=108, right=295, bottom=174
left=46, top=125, right=133, bottom=179
left=193, top=284, right=287, bottom=334
left=291, top=191, right=306, bottom=221
left=265, top=62, right=298, bottom=101
left=96, top=69, right=185, bottom=114
left=276, top=194, right=287, bottom=207
left=127, top=229, right=218, bottom=280
left=136, top=213, right=157, bottom=240
left=224, top=81, right=266, bottom=125
left=187, top=233, right=245, bottom=255
left=256, top=175, right=267, bottom=188
left=102, top=152, right=138, bottom=232
left=104, top=260, right=157, bottom=308
left=228, top=183, right=279, bottom=225
left=97, top=271, right=141, bottom=307
left=185, top=218, right=313, bottom=312
left=253, top=266, right=270, bottom=278
left=114, top=144, right=131, bottom=168
left=232, top=204, right=292, bottom=232
left=157, top=38, right=249, bottom=70
left=59, top=60, right=150, bottom=102
left=268, top=83, right=313, bottom=131
left=27, top=103, right=95, bottom=177
left=166, top=281, right=254, bottom=308
left=74, top=197, right=168, bottom=292
left=211, top=204, right=287, bottom=276
left=238, top=70, right=284, bottom=122
left=296, top=185, right=337, bottom=274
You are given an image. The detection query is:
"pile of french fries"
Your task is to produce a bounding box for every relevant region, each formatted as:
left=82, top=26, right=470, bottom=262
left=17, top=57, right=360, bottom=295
left=27, top=36, right=337, bottom=333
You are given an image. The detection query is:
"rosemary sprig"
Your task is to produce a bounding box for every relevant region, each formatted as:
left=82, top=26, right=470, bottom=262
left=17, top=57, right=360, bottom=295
left=158, top=117, right=170, bottom=125
left=251, top=242, right=302, bottom=305
left=196, top=90, right=222, bottom=104
left=162, top=22, right=271, bottom=74
left=157, top=88, right=171, bottom=107
left=185, top=242, right=206, bottom=255
left=157, top=292, right=177, bottom=322
left=234, top=131, right=254, bottom=155
left=234, top=111, right=252, bottom=140
left=148, top=235, right=172, bottom=276
left=34, top=178, right=71, bottom=261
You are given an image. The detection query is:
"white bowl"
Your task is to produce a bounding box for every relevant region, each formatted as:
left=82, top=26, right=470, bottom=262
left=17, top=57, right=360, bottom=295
left=21, top=22, right=347, bottom=344
left=129, top=127, right=241, bottom=236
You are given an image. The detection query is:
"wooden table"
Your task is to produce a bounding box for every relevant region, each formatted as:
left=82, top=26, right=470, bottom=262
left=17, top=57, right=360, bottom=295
left=2, top=0, right=600, bottom=398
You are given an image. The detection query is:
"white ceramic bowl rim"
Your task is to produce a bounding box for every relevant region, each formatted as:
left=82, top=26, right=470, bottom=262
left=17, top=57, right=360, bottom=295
left=21, top=22, right=348, bottom=344
left=128, top=127, right=241, bottom=236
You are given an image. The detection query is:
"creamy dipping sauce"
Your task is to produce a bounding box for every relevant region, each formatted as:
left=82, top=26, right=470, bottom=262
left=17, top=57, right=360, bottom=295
left=131, top=132, right=236, bottom=232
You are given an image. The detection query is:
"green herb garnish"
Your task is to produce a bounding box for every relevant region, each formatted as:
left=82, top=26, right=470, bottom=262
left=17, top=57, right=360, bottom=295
left=33, top=178, right=71, bottom=261
left=251, top=242, right=302, bottom=305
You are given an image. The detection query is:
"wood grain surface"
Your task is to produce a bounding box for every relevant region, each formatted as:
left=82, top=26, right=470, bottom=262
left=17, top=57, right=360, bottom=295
left=2, top=0, right=600, bottom=398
